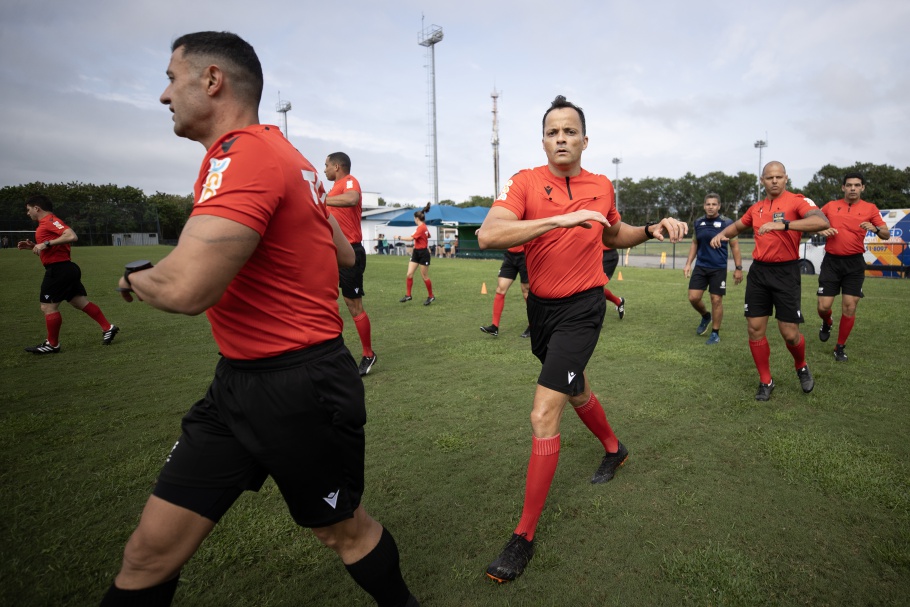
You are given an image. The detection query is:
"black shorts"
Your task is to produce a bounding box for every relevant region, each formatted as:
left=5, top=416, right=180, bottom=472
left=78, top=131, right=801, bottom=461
left=817, top=253, right=865, bottom=298
left=744, top=260, right=804, bottom=323
left=499, top=251, right=529, bottom=283
left=339, top=243, right=367, bottom=299
left=527, top=287, right=605, bottom=396
left=39, top=261, right=87, bottom=303
left=601, top=249, right=619, bottom=280
left=153, top=336, right=366, bottom=528
left=411, top=248, right=431, bottom=266
left=688, top=265, right=727, bottom=296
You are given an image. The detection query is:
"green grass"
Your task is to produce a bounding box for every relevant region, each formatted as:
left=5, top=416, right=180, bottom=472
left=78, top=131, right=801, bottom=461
left=1, top=247, right=908, bottom=606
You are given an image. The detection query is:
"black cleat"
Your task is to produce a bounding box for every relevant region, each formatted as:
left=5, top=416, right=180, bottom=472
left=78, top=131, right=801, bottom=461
left=819, top=322, right=832, bottom=342
left=755, top=380, right=775, bottom=401
left=486, top=533, right=535, bottom=584
left=616, top=297, right=625, bottom=320
left=399, top=295, right=412, bottom=303
left=520, top=326, right=531, bottom=339
left=480, top=324, right=499, bottom=336
left=796, top=364, right=814, bottom=393
left=358, top=353, right=377, bottom=376
left=591, top=442, right=629, bottom=484
left=102, top=324, right=120, bottom=345
left=833, top=344, right=847, bottom=362
left=423, top=296, right=435, bottom=306
left=25, top=340, right=61, bottom=355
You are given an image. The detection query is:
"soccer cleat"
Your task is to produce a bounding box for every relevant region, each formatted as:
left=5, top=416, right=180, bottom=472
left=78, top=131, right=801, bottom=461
left=796, top=364, right=814, bottom=393
left=705, top=332, right=720, bottom=345
left=25, top=340, right=61, bottom=355
left=423, top=296, right=435, bottom=306
left=480, top=324, right=499, bottom=337
left=102, top=324, right=120, bottom=345
left=399, top=295, right=412, bottom=303
left=616, top=297, right=625, bottom=320
left=486, top=533, right=535, bottom=583
left=591, top=442, right=629, bottom=484
left=755, top=380, right=775, bottom=401
left=696, top=314, right=712, bottom=336
left=358, top=353, right=377, bottom=376
left=833, top=344, right=848, bottom=362
left=520, top=326, right=531, bottom=339
left=819, top=322, right=832, bottom=342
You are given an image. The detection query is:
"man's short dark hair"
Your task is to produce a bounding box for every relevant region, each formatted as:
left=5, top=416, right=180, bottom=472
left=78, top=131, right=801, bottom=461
left=172, top=31, right=263, bottom=106
left=704, top=193, right=721, bottom=203
left=327, top=152, right=352, bottom=173
left=542, top=95, right=587, bottom=136
left=843, top=171, right=865, bottom=185
left=26, top=194, right=53, bottom=212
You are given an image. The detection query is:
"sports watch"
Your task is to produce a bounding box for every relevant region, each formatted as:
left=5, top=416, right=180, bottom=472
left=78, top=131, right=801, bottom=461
left=121, top=260, right=154, bottom=290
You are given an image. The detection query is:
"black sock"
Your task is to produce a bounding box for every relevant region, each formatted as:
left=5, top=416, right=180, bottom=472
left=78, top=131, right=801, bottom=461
left=713, top=329, right=720, bottom=335
left=702, top=312, right=711, bottom=319
left=100, top=576, right=178, bottom=606
left=344, top=527, right=413, bottom=607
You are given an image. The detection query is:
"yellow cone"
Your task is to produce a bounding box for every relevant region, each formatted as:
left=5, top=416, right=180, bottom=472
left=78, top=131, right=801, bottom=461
left=617, top=272, right=623, bottom=281
left=481, top=282, right=488, bottom=294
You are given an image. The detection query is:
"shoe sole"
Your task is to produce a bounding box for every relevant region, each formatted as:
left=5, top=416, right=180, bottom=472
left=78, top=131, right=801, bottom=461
left=486, top=573, right=513, bottom=584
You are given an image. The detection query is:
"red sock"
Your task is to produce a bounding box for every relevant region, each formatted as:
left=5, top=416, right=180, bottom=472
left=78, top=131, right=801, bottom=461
left=603, top=288, right=622, bottom=307
left=80, top=302, right=111, bottom=329
left=424, top=279, right=434, bottom=298
left=492, top=293, right=506, bottom=326
left=45, top=312, right=62, bottom=346
left=353, top=312, right=373, bottom=357
left=514, top=435, right=560, bottom=541
left=819, top=309, right=833, bottom=325
left=785, top=333, right=807, bottom=369
left=837, top=315, right=855, bottom=346
left=748, top=337, right=772, bottom=384
left=406, top=277, right=413, bottom=297
left=573, top=393, right=619, bottom=453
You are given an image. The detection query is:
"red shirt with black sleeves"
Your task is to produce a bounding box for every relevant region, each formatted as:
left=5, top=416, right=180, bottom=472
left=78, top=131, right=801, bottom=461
left=493, top=165, right=619, bottom=299
left=821, top=199, right=886, bottom=256
left=740, top=190, right=818, bottom=263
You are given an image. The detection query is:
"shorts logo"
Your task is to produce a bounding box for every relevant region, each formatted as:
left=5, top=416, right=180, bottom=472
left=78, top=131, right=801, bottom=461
left=166, top=440, right=179, bottom=464
left=567, top=371, right=577, bottom=384
left=817, top=287, right=824, bottom=294
left=323, top=489, right=340, bottom=509
left=744, top=303, right=749, bottom=312
left=198, top=157, right=231, bottom=203
left=720, top=280, right=726, bottom=289
left=797, top=309, right=802, bottom=318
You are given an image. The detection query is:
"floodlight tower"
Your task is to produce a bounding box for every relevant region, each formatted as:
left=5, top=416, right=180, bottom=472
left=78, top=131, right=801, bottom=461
left=491, top=87, right=501, bottom=198
left=612, top=157, right=622, bottom=211
left=418, top=19, right=444, bottom=204
left=276, top=92, right=292, bottom=139
left=754, top=138, right=768, bottom=201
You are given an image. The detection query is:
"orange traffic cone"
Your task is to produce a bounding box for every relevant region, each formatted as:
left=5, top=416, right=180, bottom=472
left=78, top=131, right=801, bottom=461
left=481, top=282, right=488, bottom=294
left=617, top=272, right=623, bottom=281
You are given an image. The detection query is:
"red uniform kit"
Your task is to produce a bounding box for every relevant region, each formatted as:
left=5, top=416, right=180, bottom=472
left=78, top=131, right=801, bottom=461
left=411, top=224, right=430, bottom=250
left=36, top=214, right=74, bottom=265
left=740, top=190, right=818, bottom=262
left=821, top=199, right=886, bottom=256
left=327, top=174, right=363, bottom=244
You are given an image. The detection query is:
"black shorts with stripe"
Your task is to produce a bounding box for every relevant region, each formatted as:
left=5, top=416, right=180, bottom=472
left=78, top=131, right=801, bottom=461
left=688, top=265, right=727, bottom=296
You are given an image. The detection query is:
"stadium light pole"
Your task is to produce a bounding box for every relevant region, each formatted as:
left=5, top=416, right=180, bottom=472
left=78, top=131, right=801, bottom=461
left=419, top=20, right=444, bottom=205
left=276, top=92, right=291, bottom=139
left=612, top=157, right=622, bottom=211
left=754, top=139, right=767, bottom=201
left=491, top=87, right=501, bottom=198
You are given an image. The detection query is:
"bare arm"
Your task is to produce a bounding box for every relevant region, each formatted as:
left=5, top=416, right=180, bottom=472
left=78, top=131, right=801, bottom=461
left=710, top=219, right=746, bottom=249
left=477, top=206, right=608, bottom=250
left=729, top=237, right=743, bottom=285
left=683, top=239, right=697, bottom=278
left=118, top=214, right=260, bottom=315
left=328, top=214, right=355, bottom=267
left=325, top=190, right=361, bottom=208
left=601, top=217, right=688, bottom=249
left=861, top=221, right=890, bottom=240
left=30, top=227, right=78, bottom=255
left=756, top=209, right=829, bottom=235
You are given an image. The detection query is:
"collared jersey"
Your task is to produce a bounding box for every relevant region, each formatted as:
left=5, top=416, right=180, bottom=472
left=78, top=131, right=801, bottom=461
left=411, top=224, right=430, bottom=249
left=190, top=124, right=342, bottom=360
left=740, top=191, right=818, bottom=263
left=494, top=165, right=620, bottom=298
left=694, top=215, right=734, bottom=269
left=821, top=198, right=886, bottom=256
left=35, top=213, right=72, bottom=265
left=326, top=174, right=363, bottom=244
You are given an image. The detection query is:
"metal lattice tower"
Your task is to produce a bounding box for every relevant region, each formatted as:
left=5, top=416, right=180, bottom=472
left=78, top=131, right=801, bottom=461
left=491, top=88, right=501, bottom=198
left=418, top=19, right=443, bottom=204
left=276, top=92, right=292, bottom=139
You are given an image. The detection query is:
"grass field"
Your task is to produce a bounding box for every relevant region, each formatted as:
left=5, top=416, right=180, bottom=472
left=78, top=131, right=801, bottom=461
left=1, top=246, right=908, bottom=606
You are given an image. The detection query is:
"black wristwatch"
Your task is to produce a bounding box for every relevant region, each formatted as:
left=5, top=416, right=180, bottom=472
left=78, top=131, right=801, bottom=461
left=123, top=260, right=154, bottom=288
left=735, top=265, right=743, bottom=271
left=782, top=220, right=790, bottom=231
left=643, top=222, right=657, bottom=240
left=43, top=240, right=52, bottom=248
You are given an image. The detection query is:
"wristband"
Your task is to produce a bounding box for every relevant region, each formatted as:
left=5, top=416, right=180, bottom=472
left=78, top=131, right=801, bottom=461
left=782, top=220, right=790, bottom=231
left=643, top=222, right=657, bottom=240
left=121, top=260, right=154, bottom=290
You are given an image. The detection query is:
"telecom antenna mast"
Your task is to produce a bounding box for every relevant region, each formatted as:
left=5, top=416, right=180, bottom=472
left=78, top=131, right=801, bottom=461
left=276, top=92, right=292, bottom=139
left=418, top=18, right=444, bottom=204
left=491, top=87, right=501, bottom=198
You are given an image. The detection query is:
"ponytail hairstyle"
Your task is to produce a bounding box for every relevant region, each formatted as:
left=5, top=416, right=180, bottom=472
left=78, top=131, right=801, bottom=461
left=414, top=202, right=431, bottom=223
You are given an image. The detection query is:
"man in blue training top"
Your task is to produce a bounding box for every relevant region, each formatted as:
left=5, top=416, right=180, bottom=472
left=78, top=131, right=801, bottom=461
left=683, top=193, right=743, bottom=344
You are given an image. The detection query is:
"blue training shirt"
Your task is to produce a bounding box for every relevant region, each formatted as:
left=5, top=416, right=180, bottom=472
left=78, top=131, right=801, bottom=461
left=694, top=215, right=734, bottom=269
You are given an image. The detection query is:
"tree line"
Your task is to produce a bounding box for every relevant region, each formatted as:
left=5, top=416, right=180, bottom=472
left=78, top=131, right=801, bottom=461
left=2, top=162, right=906, bottom=244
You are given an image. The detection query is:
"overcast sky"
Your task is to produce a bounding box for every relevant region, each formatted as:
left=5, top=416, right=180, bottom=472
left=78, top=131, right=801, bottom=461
left=2, top=0, right=908, bottom=207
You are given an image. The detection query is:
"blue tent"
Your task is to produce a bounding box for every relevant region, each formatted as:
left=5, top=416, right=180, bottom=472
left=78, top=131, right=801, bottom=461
left=386, top=205, right=489, bottom=227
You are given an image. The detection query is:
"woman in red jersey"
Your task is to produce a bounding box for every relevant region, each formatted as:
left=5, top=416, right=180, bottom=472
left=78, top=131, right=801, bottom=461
left=397, top=203, right=435, bottom=305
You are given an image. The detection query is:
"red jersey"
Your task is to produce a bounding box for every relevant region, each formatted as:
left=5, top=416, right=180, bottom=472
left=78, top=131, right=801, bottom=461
left=326, top=174, right=363, bottom=244
left=35, top=213, right=72, bottom=265
left=821, top=199, right=886, bottom=256
left=494, top=166, right=620, bottom=298
left=191, top=124, right=343, bottom=360
left=507, top=244, right=525, bottom=254
left=740, top=190, right=818, bottom=263
left=411, top=224, right=430, bottom=249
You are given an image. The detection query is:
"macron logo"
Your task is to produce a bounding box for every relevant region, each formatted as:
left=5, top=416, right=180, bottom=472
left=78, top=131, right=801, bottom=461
left=323, top=490, right=340, bottom=509
left=567, top=371, right=577, bottom=384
